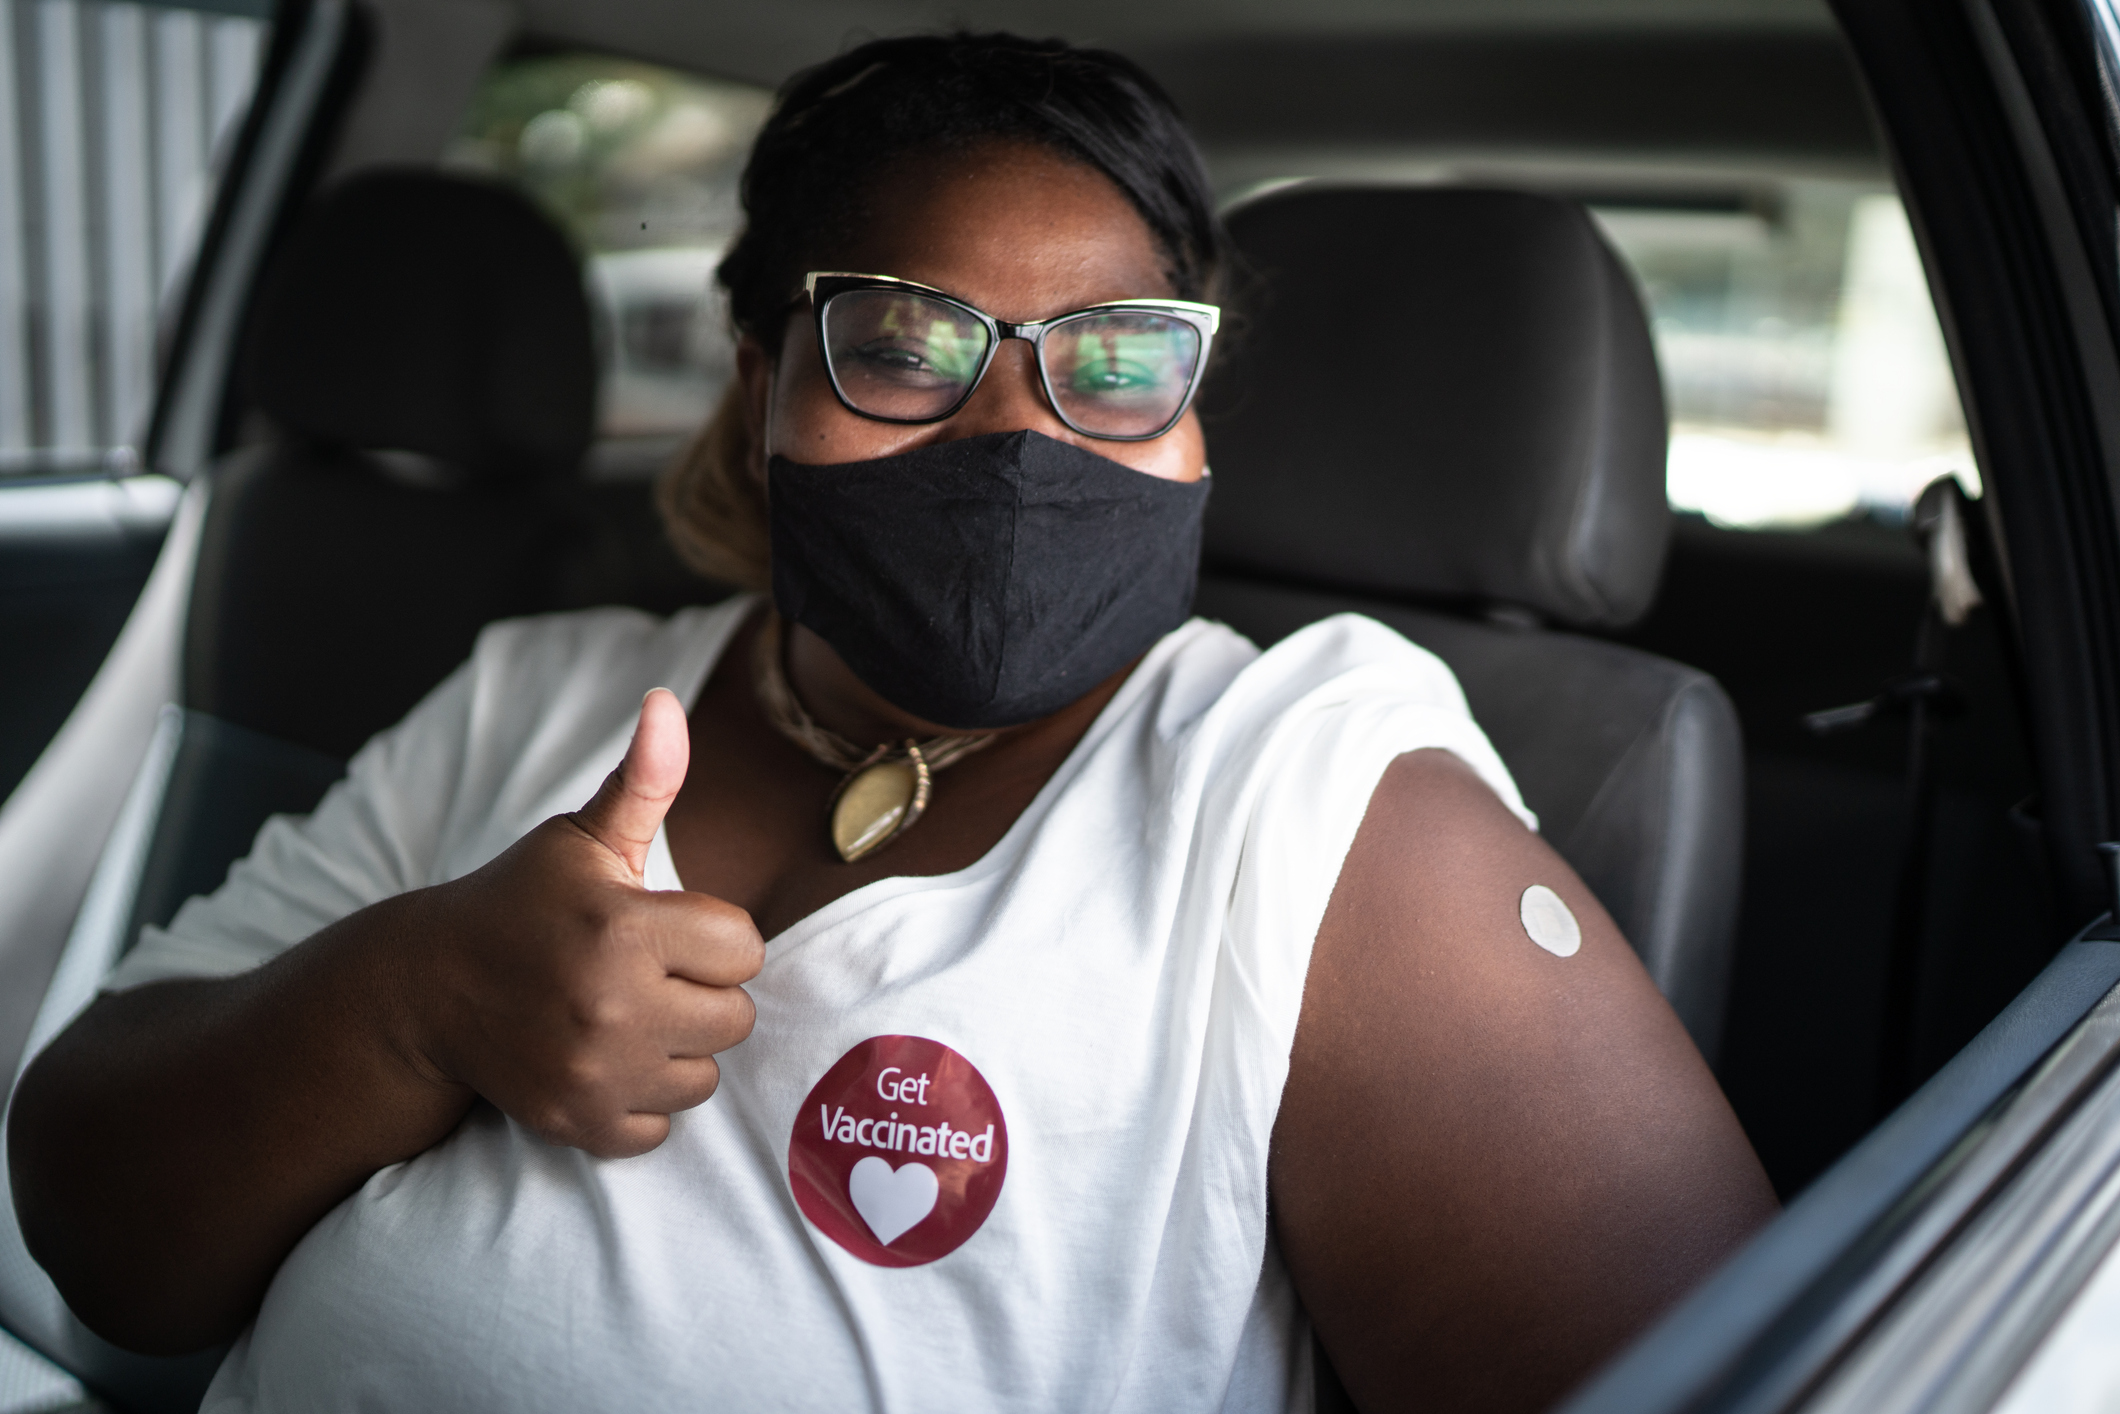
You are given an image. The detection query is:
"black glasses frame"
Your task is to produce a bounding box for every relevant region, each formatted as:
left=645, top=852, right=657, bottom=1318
left=804, top=272, right=1222, bottom=442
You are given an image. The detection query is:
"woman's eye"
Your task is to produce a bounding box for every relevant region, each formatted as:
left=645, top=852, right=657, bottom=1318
left=1068, top=359, right=1159, bottom=394
left=855, top=342, right=930, bottom=372
left=847, top=340, right=958, bottom=383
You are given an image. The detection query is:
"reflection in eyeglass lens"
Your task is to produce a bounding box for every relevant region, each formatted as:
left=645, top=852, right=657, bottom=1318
left=823, top=291, right=990, bottom=421
left=821, top=290, right=1203, bottom=436
left=1045, top=313, right=1200, bottom=438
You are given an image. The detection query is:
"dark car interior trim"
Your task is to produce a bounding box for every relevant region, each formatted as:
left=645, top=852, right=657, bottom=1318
left=1138, top=31, right=1882, bottom=165
left=1842, top=0, right=2120, bottom=918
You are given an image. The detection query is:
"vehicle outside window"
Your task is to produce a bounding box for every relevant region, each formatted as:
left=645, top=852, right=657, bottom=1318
left=0, top=0, right=267, bottom=479
left=447, top=54, right=769, bottom=469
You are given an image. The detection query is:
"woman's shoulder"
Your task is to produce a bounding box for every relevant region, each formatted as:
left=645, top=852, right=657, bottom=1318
left=462, top=597, right=752, bottom=700
left=342, top=596, right=749, bottom=833
left=1186, top=611, right=1476, bottom=724
left=431, top=595, right=754, bottom=810
left=1169, top=610, right=1534, bottom=832
left=321, top=593, right=754, bottom=852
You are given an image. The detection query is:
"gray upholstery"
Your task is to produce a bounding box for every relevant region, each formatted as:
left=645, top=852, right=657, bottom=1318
left=242, top=168, right=596, bottom=486
left=187, top=172, right=718, bottom=762
left=1203, top=185, right=1671, bottom=629
left=123, top=716, right=345, bottom=953
left=194, top=170, right=598, bottom=761
left=1200, top=185, right=1741, bottom=1057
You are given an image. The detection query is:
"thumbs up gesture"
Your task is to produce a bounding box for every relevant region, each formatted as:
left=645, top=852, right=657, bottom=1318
left=406, top=689, right=765, bottom=1158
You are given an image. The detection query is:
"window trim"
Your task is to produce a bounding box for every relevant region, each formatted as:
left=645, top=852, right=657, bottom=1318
left=144, top=0, right=367, bottom=479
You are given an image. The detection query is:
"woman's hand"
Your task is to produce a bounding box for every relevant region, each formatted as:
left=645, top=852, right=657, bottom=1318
left=403, top=688, right=764, bottom=1158
left=10, top=691, right=762, bottom=1353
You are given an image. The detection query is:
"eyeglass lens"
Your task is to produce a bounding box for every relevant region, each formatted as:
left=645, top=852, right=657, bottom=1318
left=819, top=288, right=1203, bottom=438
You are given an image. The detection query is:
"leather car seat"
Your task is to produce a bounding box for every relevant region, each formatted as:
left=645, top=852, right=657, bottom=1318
left=192, top=167, right=595, bottom=760
left=0, top=168, right=721, bottom=1413
left=155, top=166, right=721, bottom=959
left=1197, top=184, right=1744, bottom=1060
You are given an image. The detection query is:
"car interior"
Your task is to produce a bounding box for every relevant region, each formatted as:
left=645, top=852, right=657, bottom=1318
left=0, top=0, right=2103, bottom=1409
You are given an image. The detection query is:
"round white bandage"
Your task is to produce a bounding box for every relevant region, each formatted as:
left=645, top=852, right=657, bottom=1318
left=1519, top=884, right=1581, bottom=958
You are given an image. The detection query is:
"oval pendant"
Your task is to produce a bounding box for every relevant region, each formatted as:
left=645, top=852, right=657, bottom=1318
left=830, top=753, right=931, bottom=862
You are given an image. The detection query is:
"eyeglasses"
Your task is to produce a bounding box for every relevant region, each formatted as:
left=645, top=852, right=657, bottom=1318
left=804, top=272, right=1221, bottom=442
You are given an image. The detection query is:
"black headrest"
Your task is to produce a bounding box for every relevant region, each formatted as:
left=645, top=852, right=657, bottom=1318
left=242, top=169, right=596, bottom=485
left=1202, top=186, right=1670, bottom=629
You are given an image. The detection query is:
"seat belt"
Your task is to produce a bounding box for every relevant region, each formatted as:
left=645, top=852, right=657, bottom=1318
left=1803, top=477, right=1991, bottom=1117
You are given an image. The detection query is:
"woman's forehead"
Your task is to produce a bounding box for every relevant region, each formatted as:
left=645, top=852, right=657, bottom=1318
left=837, top=143, right=1176, bottom=322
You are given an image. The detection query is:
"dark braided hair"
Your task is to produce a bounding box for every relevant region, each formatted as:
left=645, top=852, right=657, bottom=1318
left=661, top=32, right=1226, bottom=590
left=717, top=32, right=1227, bottom=348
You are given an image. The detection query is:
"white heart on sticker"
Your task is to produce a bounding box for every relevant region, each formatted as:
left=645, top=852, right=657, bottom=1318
left=848, top=1156, right=940, bottom=1247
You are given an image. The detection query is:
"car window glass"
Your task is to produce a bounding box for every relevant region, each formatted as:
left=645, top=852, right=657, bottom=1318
left=1595, top=183, right=1975, bottom=532
left=1223, top=171, right=1971, bottom=533
left=446, top=53, right=770, bottom=473
left=0, top=0, right=268, bottom=479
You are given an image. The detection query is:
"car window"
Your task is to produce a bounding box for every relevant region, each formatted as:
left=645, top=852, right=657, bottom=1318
left=1221, top=168, right=1974, bottom=533
left=1595, top=183, right=1976, bottom=531
left=0, top=0, right=268, bottom=479
left=447, top=53, right=770, bottom=472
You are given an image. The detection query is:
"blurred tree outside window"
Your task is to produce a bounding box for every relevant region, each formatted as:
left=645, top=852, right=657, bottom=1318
left=448, top=54, right=770, bottom=447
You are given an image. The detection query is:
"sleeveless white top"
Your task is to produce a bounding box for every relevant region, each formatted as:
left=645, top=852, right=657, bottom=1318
left=110, top=597, right=1531, bottom=1413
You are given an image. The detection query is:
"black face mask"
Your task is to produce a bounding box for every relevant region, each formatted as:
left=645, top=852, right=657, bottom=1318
left=769, top=430, right=1210, bottom=729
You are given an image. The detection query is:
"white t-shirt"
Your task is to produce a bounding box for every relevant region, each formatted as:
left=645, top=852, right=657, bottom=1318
left=111, top=597, right=1532, bottom=1413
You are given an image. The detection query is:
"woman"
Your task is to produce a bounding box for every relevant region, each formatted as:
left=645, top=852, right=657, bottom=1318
left=11, top=33, right=1775, bottom=1413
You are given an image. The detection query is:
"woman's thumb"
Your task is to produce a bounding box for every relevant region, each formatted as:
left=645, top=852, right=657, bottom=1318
left=572, top=688, right=690, bottom=880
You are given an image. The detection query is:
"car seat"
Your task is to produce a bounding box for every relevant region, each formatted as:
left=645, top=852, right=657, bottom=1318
left=1197, top=184, right=1743, bottom=1059
left=0, top=168, right=718, bottom=1412
left=135, top=166, right=722, bottom=962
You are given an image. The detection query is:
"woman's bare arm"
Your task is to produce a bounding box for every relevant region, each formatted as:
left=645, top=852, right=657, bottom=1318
left=1272, top=749, right=1777, bottom=1414
left=8, top=691, right=761, bottom=1355
left=13, top=900, right=476, bottom=1354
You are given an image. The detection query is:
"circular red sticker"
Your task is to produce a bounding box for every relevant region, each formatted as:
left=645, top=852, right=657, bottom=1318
left=788, top=1035, right=1008, bottom=1267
